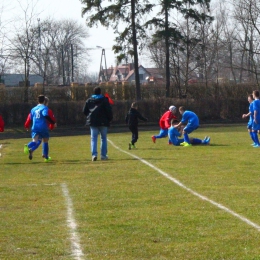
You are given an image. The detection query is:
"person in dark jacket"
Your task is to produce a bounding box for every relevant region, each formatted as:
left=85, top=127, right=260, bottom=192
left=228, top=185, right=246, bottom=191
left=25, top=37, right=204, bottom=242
left=83, top=87, right=113, bottom=161
left=125, top=102, right=148, bottom=150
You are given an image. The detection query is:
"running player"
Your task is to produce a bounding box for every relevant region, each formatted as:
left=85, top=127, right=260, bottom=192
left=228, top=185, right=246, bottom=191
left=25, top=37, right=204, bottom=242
left=24, top=95, right=56, bottom=161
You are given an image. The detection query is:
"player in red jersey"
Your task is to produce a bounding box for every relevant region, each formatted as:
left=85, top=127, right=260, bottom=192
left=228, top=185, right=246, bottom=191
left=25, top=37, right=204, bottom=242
left=151, top=106, right=177, bottom=144
left=0, top=115, right=4, bottom=132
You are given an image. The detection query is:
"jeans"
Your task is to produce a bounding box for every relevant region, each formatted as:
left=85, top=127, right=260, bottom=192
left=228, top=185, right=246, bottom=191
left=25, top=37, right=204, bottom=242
left=90, top=126, right=108, bottom=157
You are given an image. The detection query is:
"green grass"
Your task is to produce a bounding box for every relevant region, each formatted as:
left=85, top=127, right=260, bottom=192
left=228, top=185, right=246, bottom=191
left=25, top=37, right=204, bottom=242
left=1, top=125, right=260, bottom=259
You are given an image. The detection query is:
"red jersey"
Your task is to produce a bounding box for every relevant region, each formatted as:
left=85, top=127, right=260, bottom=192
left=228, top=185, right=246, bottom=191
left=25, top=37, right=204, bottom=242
left=159, top=111, right=177, bottom=129
left=24, top=108, right=56, bottom=130
left=0, top=115, right=4, bottom=132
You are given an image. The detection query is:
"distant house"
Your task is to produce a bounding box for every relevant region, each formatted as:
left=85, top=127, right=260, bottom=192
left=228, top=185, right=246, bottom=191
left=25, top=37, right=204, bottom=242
left=2, top=74, right=43, bottom=87
left=99, top=63, right=165, bottom=85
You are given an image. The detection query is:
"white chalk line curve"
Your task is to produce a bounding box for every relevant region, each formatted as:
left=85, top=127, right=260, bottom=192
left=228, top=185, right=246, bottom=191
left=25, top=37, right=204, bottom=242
left=108, top=139, right=260, bottom=232
left=61, top=183, right=84, bottom=260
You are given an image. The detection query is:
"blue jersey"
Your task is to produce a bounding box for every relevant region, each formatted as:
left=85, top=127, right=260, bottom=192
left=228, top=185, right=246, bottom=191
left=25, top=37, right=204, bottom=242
left=30, top=104, right=49, bottom=132
left=181, top=111, right=199, bottom=127
left=253, top=99, right=260, bottom=122
left=168, top=127, right=182, bottom=146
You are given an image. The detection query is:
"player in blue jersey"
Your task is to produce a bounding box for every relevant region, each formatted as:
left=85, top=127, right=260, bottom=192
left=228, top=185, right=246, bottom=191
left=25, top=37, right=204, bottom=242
left=24, top=95, right=56, bottom=161
left=174, top=106, right=199, bottom=146
left=251, top=90, right=260, bottom=147
left=168, top=119, right=210, bottom=146
left=242, top=94, right=254, bottom=145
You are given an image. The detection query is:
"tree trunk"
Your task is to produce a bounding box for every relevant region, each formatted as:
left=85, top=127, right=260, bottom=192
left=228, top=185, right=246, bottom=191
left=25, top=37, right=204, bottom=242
left=165, top=5, right=170, bottom=98
left=131, top=0, right=141, bottom=100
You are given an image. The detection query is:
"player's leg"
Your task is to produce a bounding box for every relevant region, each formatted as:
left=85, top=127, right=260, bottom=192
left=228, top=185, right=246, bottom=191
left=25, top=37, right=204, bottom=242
left=152, top=129, right=168, bottom=143
left=90, top=126, right=99, bottom=161
left=247, top=121, right=255, bottom=144
left=99, top=126, right=108, bottom=160
left=183, top=125, right=199, bottom=144
left=25, top=134, right=39, bottom=159
left=41, top=131, right=51, bottom=161
left=252, top=122, right=260, bottom=147
left=131, top=126, right=138, bottom=148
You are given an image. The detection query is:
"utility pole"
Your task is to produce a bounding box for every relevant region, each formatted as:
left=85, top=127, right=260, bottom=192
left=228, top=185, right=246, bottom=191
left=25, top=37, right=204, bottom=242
left=61, top=45, right=65, bottom=85
left=97, top=46, right=108, bottom=82
left=71, top=44, right=74, bottom=82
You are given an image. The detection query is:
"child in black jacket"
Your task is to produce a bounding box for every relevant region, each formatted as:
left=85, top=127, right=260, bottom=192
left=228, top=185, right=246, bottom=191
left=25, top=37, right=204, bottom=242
left=125, top=102, right=148, bottom=150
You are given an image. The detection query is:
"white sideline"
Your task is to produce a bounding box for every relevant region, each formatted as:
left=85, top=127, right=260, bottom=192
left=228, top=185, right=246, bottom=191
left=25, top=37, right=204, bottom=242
left=108, top=139, right=260, bottom=232
left=61, top=183, right=84, bottom=260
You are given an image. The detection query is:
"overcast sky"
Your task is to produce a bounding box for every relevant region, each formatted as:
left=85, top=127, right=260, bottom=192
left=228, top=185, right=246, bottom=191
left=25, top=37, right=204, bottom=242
left=3, top=0, right=121, bottom=74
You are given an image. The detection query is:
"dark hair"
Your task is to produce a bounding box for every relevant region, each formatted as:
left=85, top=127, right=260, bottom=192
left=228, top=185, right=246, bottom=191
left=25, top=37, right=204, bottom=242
left=38, top=94, right=45, bottom=103
left=94, top=87, right=101, bottom=95
left=131, top=102, right=138, bottom=108
left=248, top=94, right=253, bottom=100
left=179, top=106, right=185, bottom=111
left=253, top=90, right=259, bottom=97
left=171, top=119, right=179, bottom=125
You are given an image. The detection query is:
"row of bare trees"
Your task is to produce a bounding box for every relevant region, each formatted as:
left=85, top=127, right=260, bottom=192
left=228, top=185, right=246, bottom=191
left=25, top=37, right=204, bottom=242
left=0, top=1, right=90, bottom=101
left=2, top=0, right=260, bottom=102
left=148, top=0, right=260, bottom=97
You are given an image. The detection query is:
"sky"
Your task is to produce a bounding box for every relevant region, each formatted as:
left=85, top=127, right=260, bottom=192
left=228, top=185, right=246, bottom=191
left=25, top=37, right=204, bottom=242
left=4, top=0, right=121, bottom=74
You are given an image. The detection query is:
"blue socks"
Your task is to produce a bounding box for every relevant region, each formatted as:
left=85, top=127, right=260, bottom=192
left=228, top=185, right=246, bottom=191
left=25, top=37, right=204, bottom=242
left=192, top=138, right=202, bottom=144
left=184, top=133, right=190, bottom=144
left=28, top=140, right=42, bottom=152
left=250, top=132, right=256, bottom=143
left=43, top=142, right=49, bottom=159
left=252, top=132, right=259, bottom=145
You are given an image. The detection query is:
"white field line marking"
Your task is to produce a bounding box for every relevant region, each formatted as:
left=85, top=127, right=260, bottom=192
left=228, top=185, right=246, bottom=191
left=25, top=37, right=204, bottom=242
left=108, top=139, right=260, bottom=232
left=61, top=183, right=84, bottom=260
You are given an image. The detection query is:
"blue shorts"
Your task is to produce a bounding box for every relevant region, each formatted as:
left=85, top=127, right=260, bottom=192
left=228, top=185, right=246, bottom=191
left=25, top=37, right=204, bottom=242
left=184, top=125, right=199, bottom=134
left=31, top=131, right=49, bottom=139
left=174, top=138, right=184, bottom=146
left=252, top=122, right=260, bottom=131
left=247, top=122, right=253, bottom=129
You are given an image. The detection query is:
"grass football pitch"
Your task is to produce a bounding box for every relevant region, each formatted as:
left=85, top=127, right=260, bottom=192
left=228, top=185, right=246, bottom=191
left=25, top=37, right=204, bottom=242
left=1, top=125, right=260, bottom=260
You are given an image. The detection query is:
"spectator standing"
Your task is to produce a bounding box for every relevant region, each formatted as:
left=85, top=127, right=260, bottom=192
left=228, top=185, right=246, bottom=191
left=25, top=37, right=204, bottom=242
left=83, top=87, right=113, bottom=161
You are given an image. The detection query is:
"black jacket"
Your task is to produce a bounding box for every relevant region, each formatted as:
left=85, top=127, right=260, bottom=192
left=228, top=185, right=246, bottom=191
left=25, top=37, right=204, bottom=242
left=83, top=95, right=113, bottom=127
left=125, top=108, right=147, bottom=127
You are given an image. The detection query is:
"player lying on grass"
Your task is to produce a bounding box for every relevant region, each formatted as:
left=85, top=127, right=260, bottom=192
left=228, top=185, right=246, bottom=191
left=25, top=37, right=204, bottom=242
left=168, top=119, right=210, bottom=146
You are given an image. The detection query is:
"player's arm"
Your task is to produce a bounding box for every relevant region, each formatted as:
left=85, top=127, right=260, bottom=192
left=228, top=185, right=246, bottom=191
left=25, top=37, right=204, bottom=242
left=137, top=111, right=148, bottom=122
left=44, top=115, right=55, bottom=124
left=48, top=109, right=57, bottom=129
left=242, top=112, right=251, bottom=118
left=24, top=113, right=32, bottom=130
left=254, top=110, right=258, bottom=123
left=174, top=121, right=183, bottom=128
